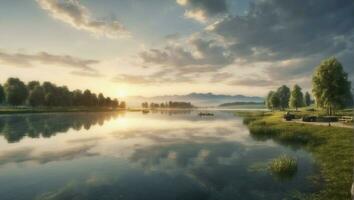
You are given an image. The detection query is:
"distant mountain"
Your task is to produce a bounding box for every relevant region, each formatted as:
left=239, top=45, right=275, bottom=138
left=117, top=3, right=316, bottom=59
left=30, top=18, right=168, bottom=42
left=126, top=92, right=264, bottom=107
left=219, top=101, right=265, bottom=109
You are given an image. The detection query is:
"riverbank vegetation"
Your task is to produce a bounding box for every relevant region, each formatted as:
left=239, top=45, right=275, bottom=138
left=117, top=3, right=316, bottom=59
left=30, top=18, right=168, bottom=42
left=0, top=77, right=126, bottom=112
left=238, top=111, right=353, bottom=199
left=142, top=101, right=194, bottom=109
left=266, top=58, right=353, bottom=114
left=269, top=155, right=298, bottom=180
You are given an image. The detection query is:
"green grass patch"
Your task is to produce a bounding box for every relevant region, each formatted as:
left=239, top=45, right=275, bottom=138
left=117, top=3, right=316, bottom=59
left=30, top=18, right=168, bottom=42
left=240, top=111, right=353, bottom=200
left=269, top=155, right=298, bottom=180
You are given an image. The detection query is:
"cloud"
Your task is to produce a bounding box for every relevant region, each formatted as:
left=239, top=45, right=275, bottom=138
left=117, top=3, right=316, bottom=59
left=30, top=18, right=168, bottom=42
left=140, top=36, right=232, bottom=75
left=176, top=0, right=228, bottom=22
left=37, top=0, right=129, bottom=39
left=177, top=0, right=354, bottom=85
left=70, top=70, right=104, bottom=78
left=211, top=0, right=354, bottom=64
left=112, top=71, right=194, bottom=85
left=209, top=72, right=233, bottom=82
left=0, top=51, right=99, bottom=71
left=0, top=144, right=97, bottom=165
left=228, top=77, right=277, bottom=87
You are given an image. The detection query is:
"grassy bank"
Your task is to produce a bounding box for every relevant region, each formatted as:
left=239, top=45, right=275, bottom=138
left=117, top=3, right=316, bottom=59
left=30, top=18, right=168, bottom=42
left=238, top=111, right=353, bottom=200
left=0, top=106, right=123, bottom=114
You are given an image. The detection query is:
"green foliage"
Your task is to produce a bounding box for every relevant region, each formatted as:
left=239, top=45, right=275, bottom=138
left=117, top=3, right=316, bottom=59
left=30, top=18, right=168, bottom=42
left=304, top=92, right=311, bottom=106
left=276, top=85, right=290, bottom=110
left=0, top=77, right=124, bottom=108
left=27, top=81, right=40, bottom=90
left=269, top=155, right=297, bottom=179
left=0, top=84, right=5, bottom=104
left=289, top=84, right=304, bottom=110
left=242, top=111, right=353, bottom=200
left=266, top=91, right=275, bottom=109
left=4, top=78, right=28, bottom=105
left=312, top=57, right=352, bottom=115
left=28, top=86, right=45, bottom=107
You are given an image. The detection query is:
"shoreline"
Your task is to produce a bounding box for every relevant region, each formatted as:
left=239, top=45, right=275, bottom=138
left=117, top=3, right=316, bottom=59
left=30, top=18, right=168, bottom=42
left=0, top=107, right=125, bottom=115
left=238, top=111, right=353, bottom=200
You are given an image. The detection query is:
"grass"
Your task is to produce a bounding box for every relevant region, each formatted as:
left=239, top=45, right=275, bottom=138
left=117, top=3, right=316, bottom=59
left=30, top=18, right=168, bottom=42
left=237, top=111, right=353, bottom=200
left=269, top=155, right=298, bottom=180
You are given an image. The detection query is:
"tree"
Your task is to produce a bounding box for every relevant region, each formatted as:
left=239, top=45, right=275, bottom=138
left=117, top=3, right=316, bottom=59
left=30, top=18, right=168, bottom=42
left=42, top=82, right=58, bottom=106
left=98, top=93, right=105, bottom=107
left=27, top=81, right=40, bottom=90
left=72, top=90, right=83, bottom=106
left=142, top=102, right=149, bottom=108
left=112, top=98, right=119, bottom=108
left=82, top=89, right=92, bottom=106
left=270, top=92, right=280, bottom=110
left=4, top=78, right=28, bottom=105
left=304, top=92, right=311, bottom=106
left=28, top=86, right=45, bottom=107
left=312, top=57, right=352, bottom=115
left=119, top=101, right=126, bottom=109
left=0, top=84, right=5, bottom=104
left=266, top=91, right=275, bottom=110
left=289, top=84, right=304, bottom=111
left=276, top=85, right=290, bottom=110
left=105, top=97, right=112, bottom=107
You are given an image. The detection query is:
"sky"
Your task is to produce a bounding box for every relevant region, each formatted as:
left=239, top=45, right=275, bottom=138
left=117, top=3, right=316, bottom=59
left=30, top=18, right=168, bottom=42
left=0, top=0, right=353, bottom=98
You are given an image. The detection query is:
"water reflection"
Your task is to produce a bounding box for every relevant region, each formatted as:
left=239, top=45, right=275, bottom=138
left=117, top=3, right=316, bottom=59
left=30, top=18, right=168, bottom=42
left=0, top=111, right=319, bottom=200
left=0, top=112, right=122, bottom=143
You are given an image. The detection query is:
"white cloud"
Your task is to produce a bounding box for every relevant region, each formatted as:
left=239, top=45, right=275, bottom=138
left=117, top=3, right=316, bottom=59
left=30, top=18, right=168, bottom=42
left=37, top=0, right=129, bottom=39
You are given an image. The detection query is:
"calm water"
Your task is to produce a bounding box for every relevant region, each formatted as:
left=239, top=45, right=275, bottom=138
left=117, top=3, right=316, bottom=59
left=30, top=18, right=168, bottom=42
left=0, top=111, right=318, bottom=200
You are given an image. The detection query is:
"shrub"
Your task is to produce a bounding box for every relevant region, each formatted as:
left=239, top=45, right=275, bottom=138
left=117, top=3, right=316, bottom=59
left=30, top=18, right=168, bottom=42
left=269, top=155, right=298, bottom=179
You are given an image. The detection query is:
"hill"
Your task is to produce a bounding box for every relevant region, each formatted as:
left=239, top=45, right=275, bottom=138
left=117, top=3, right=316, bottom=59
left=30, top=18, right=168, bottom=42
left=126, top=93, right=264, bottom=107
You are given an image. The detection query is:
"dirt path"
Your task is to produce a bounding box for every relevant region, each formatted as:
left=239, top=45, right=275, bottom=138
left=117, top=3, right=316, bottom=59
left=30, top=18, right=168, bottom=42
left=283, top=119, right=353, bottom=129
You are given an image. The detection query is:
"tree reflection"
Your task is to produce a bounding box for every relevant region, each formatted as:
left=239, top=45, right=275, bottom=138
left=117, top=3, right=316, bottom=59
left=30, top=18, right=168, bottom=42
left=0, top=112, right=122, bottom=143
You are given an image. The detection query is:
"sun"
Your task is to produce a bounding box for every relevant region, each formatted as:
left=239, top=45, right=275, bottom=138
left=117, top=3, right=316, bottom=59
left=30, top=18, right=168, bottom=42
left=117, top=90, right=128, bottom=98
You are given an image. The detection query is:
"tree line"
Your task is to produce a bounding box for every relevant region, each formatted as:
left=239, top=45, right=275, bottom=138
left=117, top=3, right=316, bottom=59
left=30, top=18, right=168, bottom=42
left=142, top=101, right=194, bottom=109
left=266, top=57, right=353, bottom=114
left=0, top=77, right=126, bottom=108
left=0, top=112, right=119, bottom=143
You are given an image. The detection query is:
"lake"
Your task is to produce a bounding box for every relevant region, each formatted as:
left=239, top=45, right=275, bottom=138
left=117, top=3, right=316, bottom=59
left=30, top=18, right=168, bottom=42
left=0, top=111, right=319, bottom=200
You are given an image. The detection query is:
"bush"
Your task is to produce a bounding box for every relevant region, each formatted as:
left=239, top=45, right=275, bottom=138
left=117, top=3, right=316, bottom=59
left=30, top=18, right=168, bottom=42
left=269, top=155, right=298, bottom=179
left=302, top=115, right=317, bottom=122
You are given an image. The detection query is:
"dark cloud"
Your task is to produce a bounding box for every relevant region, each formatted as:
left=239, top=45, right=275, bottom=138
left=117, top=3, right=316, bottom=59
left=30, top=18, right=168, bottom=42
left=213, top=0, right=353, bottom=60
left=177, top=0, right=228, bottom=22
left=0, top=51, right=99, bottom=71
left=37, top=0, right=129, bottom=38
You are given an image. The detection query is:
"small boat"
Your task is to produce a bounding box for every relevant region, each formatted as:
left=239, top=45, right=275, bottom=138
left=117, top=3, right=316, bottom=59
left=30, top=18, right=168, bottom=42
left=142, top=110, right=150, bottom=114
left=198, top=112, right=214, bottom=116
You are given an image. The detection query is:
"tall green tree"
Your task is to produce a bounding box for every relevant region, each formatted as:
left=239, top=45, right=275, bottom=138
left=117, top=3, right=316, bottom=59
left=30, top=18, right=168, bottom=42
left=27, top=81, right=40, bottom=90
left=289, top=84, right=304, bottom=111
left=270, top=92, right=280, bottom=110
left=304, top=92, right=311, bottom=106
left=276, top=85, right=290, bottom=110
left=28, top=86, right=45, bottom=107
left=4, top=78, right=28, bottom=105
left=312, top=57, right=352, bottom=115
left=0, top=84, right=5, bottom=104
left=266, top=91, right=275, bottom=109
left=98, top=93, right=105, bottom=107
